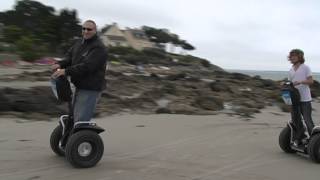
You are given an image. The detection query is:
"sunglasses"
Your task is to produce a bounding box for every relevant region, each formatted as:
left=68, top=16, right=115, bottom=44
left=82, top=27, right=93, bottom=31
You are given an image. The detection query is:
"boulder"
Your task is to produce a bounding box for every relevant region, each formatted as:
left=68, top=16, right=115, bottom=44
left=193, top=96, right=224, bottom=111
left=168, top=103, right=198, bottom=114
left=209, top=81, right=230, bottom=92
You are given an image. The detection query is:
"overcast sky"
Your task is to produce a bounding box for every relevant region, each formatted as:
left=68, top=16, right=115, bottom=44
left=1, top=0, right=320, bottom=72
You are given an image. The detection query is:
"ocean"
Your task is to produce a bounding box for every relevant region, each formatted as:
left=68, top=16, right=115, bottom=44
left=227, top=69, right=320, bottom=82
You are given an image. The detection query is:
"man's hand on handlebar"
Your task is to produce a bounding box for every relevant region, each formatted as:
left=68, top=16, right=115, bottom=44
left=51, top=68, right=66, bottom=79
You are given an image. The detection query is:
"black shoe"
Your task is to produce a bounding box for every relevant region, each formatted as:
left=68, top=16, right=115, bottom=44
left=293, top=140, right=302, bottom=147
left=301, top=137, right=309, bottom=145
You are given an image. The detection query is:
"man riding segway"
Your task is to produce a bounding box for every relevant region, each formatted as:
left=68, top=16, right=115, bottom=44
left=50, top=19, right=108, bottom=168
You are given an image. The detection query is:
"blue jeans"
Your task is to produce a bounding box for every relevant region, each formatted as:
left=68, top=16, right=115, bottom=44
left=73, top=89, right=101, bottom=122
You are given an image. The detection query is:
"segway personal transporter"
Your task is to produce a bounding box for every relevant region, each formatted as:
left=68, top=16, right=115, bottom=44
left=50, top=75, right=104, bottom=168
left=279, top=81, right=320, bottom=163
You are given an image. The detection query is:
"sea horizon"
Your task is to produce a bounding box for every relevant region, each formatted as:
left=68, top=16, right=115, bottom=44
left=227, top=69, right=320, bottom=81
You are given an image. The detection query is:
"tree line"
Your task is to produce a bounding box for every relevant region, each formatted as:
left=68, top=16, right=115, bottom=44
left=0, top=0, right=81, bottom=61
left=142, top=26, right=195, bottom=51
left=0, top=0, right=195, bottom=61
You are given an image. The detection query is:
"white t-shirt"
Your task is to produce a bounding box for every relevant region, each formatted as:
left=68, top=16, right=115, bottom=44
left=288, top=64, right=312, bottom=102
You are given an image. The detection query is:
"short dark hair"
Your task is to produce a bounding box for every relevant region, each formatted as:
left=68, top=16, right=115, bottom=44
left=289, top=49, right=305, bottom=64
left=84, top=20, right=97, bottom=28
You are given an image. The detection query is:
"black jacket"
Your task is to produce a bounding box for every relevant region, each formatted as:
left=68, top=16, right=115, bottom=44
left=58, top=35, right=108, bottom=91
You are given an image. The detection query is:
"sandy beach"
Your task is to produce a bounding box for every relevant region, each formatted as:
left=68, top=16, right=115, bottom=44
left=1, top=1, right=320, bottom=179
left=1, top=104, right=320, bottom=180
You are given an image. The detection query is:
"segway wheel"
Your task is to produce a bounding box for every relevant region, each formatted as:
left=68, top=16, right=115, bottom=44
left=279, top=126, right=296, bottom=153
left=308, top=133, right=320, bottom=163
left=50, top=125, right=65, bottom=156
left=65, top=130, right=104, bottom=168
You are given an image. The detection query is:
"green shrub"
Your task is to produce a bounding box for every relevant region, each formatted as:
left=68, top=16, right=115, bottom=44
left=109, top=46, right=141, bottom=55
left=122, top=54, right=150, bottom=65
left=2, top=25, right=23, bottom=44
left=201, top=59, right=211, bottom=67
left=16, top=36, right=41, bottom=61
left=162, top=83, right=177, bottom=95
left=0, top=53, right=20, bottom=61
left=0, top=43, right=17, bottom=53
left=142, top=48, right=167, bottom=59
left=108, top=54, right=121, bottom=62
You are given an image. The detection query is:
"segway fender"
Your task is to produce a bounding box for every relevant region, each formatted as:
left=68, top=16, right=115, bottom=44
left=311, top=126, right=320, bottom=136
left=73, top=122, right=105, bottom=134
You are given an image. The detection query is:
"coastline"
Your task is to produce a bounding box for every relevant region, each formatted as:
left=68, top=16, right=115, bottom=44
left=227, top=69, right=320, bottom=81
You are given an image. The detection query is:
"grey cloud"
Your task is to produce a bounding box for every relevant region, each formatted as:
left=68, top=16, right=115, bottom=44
left=76, top=2, right=180, bottom=28
left=1, top=0, right=320, bottom=71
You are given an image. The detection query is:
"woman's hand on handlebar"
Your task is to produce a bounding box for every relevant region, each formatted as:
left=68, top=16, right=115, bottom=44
left=293, top=81, right=301, bottom=86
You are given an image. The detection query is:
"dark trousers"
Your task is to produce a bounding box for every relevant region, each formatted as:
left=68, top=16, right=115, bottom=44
left=291, top=101, right=315, bottom=141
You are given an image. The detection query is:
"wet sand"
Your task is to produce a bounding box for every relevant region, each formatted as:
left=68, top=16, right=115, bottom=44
left=0, top=105, right=320, bottom=180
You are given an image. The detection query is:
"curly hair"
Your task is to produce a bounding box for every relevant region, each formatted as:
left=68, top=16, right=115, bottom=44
left=289, top=49, right=305, bottom=64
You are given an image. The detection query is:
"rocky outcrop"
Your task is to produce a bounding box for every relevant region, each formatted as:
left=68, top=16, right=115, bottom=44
left=0, top=61, right=302, bottom=120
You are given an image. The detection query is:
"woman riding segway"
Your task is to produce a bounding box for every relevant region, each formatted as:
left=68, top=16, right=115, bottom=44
left=287, top=49, right=314, bottom=146
left=279, top=49, right=320, bottom=163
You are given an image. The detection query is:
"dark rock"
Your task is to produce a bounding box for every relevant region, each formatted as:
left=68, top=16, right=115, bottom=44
left=279, top=104, right=291, bottom=112
left=101, top=92, right=121, bottom=99
left=169, top=103, right=199, bottom=114
left=123, top=97, right=157, bottom=110
left=209, top=81, right=230, bottom=92
left=231, top=73, right=251, bottom=81
left=107, top=70, right=123, bottom=76
left=0, top=93, right=10, bottom=111
left=161, top=83, right=177, bottom=95
left=311, top=80, right=320, bottom=97
left=2, top=59, right=320, bottom=120
left=193, top=96, right=224, bottom=111
left=142, top=89, right=165, bottom=99
left=155, top=108, right=172, bottom=114
left=186, top=76, right=201, bottom=82
left=150, top=73, right=161, bottom=79
left=256, top=79, right=277, bottom=89
left=166, top=73, right=186, bottom=81
left=235, top=100, right=265, bottom=109
left=0, top=86, right=67, bottom=116
left=234, top=107, right=260, bottom=117
left=253, top=75, right=261, bottom=79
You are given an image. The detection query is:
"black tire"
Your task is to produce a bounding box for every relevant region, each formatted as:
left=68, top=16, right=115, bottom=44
left=279, top=126, right=296, bottom=153
left=308, top=133, right=320, bottom=163
left=50, top=125, right=65, bottom=156
left=65, top=130, right=104, bottom=168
